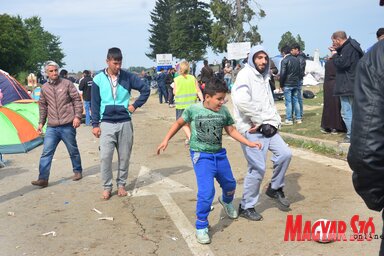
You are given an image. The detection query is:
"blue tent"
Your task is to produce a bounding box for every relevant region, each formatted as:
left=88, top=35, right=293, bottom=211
left=0, top=69, right=31, bottom=106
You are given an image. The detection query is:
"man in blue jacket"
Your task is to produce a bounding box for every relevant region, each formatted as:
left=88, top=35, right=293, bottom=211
left=91, top=47, right=150, bottom=199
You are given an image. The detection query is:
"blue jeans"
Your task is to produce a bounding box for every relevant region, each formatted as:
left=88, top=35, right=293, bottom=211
left=38, top=124, right=82, bottom=180
left=224, top=77, right=232, bottom=88
left=190, top=149, right=236, bottom=229
left=84, top=100, right=91, bottom=126
left=296, top=80, right=303, bottom=118
left=283, top=86, right=301, bottom=121
left=340, top=96, right=353, bottom=138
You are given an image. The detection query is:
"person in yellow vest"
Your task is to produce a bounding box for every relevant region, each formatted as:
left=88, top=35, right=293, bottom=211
left=173, top=60, right=204, bottom=144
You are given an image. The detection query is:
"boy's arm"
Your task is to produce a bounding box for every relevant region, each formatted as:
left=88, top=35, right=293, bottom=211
left=157, top=117, right=187, bottom=154
left=224, top=125, right=262, bottom=149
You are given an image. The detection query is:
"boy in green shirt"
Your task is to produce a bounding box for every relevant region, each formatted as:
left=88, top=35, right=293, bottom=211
left=157, top=78, right=261, bottom=244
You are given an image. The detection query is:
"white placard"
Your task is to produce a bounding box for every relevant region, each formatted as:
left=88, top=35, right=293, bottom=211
left=156, top=54, right=173, bottom=66
left=227, top=42, right=251, bottom=60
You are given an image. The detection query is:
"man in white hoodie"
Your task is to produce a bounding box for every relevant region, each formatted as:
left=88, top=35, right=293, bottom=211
left=231, top=45, right=292, bottom=221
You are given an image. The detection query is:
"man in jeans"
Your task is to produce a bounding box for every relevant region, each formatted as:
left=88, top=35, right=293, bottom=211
left=79, top=70, right=93, bottom=126
left=280, top=45, right=301, bottom=125
left=31, top=61, right=83, bottom=188
left=330, top=31, right=363, bottom=143
left=290, top=43, right=306, bottom=119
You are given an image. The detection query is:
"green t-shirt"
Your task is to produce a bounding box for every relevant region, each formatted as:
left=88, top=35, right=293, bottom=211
left=182, top=103, right=235, bottom=153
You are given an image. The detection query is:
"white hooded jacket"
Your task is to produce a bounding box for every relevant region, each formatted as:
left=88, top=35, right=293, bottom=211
left=231, top=45, right=281, bottom=134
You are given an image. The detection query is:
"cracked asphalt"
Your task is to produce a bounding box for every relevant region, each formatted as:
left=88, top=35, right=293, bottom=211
left=0, top=94, right=381, bottom=256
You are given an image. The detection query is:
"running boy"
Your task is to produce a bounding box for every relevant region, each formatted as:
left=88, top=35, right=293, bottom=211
left=157, top=78, right=262, bottom=244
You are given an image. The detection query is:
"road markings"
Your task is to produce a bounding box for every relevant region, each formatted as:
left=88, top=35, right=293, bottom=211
left=291, top=148, right=351, bottom=172
left=132, top=166, right=215, bottom=256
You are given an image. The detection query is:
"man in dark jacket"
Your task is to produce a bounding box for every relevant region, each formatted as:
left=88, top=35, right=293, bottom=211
left=79, top=70, right=93, bottom=126
left=330, top=31, right=364, bottom=143
left=280, top=45, right=301, bottom=125
left=200, top=60, right=214, bottom=86
left=31, top=61, right=84, bottom=188
left=156, top=68, right=168, bottom=104
left=348, top=39, right=384, bottom=256
left=291, top=43, right=306, bottom=119
left=165, top=68, right=175, bottom=107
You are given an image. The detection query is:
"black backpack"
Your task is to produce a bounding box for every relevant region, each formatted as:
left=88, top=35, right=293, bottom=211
left=303, top=90, right=315, bottom=99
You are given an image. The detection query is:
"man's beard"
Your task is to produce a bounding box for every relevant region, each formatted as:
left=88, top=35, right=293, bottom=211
left=256, top=66, right=266, bottom=74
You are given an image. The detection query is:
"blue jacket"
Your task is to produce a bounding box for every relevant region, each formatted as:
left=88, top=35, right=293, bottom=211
left=156, top=71, right=167, bottom=87
left=91, top=69, right=150, bottom=127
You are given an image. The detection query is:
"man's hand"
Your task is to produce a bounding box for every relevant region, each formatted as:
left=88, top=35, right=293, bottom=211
left=37, top=123, right=44, bottom=134
left=128, top=104, right=136, bottom=114
left=73, top=117, right=81, bottom=128
left=248, top=124, right=259, bottom=134
left=92, top=127, right=101, bottom=138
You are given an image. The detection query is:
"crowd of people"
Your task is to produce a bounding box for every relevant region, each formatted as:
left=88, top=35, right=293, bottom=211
left=2, top=21, right=384, bottom=252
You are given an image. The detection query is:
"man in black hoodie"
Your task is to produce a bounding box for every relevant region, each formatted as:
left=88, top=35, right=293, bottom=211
left=330, top=31, right=364, bottom=143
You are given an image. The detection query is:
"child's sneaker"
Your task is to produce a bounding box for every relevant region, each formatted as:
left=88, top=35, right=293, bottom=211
left=196, top=227, right=210, bottom=244
left=218, top=196, right=238, bottom=219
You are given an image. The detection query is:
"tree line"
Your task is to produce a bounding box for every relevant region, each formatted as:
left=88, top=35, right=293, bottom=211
left=0, top=14, right=65, bottom=81
left=147, top=0, right=306, bottom=62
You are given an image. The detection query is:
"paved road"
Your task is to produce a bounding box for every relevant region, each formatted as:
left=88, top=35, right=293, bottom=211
left=0, top=94, right=381, bottom=256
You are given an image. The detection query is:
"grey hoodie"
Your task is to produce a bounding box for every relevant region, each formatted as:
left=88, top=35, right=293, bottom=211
left=247, top=45, right=271, bottom=78
left=231, top=45, right=281, bottom=133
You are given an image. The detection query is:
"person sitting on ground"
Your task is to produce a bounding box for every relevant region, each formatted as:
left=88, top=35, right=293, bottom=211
left=157, top=78, right=262, bottom=244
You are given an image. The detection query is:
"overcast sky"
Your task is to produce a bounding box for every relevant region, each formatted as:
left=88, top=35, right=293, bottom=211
left=1, top=0, right=382, bottom=72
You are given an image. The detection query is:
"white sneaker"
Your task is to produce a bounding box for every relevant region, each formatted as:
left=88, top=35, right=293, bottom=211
left=296, top=120, right=302, bottom=124
left=196, top=228, right=210, bottom=244
left=284, top=120, right=293, bottom=126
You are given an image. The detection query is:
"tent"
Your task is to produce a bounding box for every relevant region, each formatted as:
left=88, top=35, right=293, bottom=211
left=0, top=69, right=31, bottom=106
left=0, top=107, right=43, bottom=154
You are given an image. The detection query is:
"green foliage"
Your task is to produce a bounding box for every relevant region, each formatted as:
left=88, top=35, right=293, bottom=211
left=146, top=0, right=173, bottom=60
left=210, top=0, right=265, bottom=53
left=24, top=16, right=65, bottom=73
left=168, top=0, right=212, bottom=61
left=127, top=66, right=149, bottom=73
left=0, top=14, right=65, bottom=77
left=0, top=14, right=30, bottom=75
left=278, top=31, right=305, bottom=52
left=15, top=71, right=29, bottom=87
left=147, top=0, right=212, bottom=61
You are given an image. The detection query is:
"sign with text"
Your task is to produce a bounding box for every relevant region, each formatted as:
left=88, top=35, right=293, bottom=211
left=156, top=54, right=173, bottom=71
left=227, top=42, right=251, bottom=60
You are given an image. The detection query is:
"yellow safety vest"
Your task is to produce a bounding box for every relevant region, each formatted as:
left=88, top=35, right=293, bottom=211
left=174, top=74, right=198, bottom=109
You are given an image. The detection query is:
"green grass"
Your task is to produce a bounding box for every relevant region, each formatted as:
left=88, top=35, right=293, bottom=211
left=278, top=86, right=344, bottom=140
left=283, top=137, right=345, bottom=159
left=276, top=85, right=348, bottom=159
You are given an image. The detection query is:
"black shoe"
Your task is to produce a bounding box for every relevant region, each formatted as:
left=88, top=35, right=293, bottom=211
left=266, top=184, right=291, bottom=208
left=238, top=205, right=263, bottom=221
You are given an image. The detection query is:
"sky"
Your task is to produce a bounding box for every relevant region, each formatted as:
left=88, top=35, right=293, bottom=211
left=1, top=0, right=383, bottom=72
